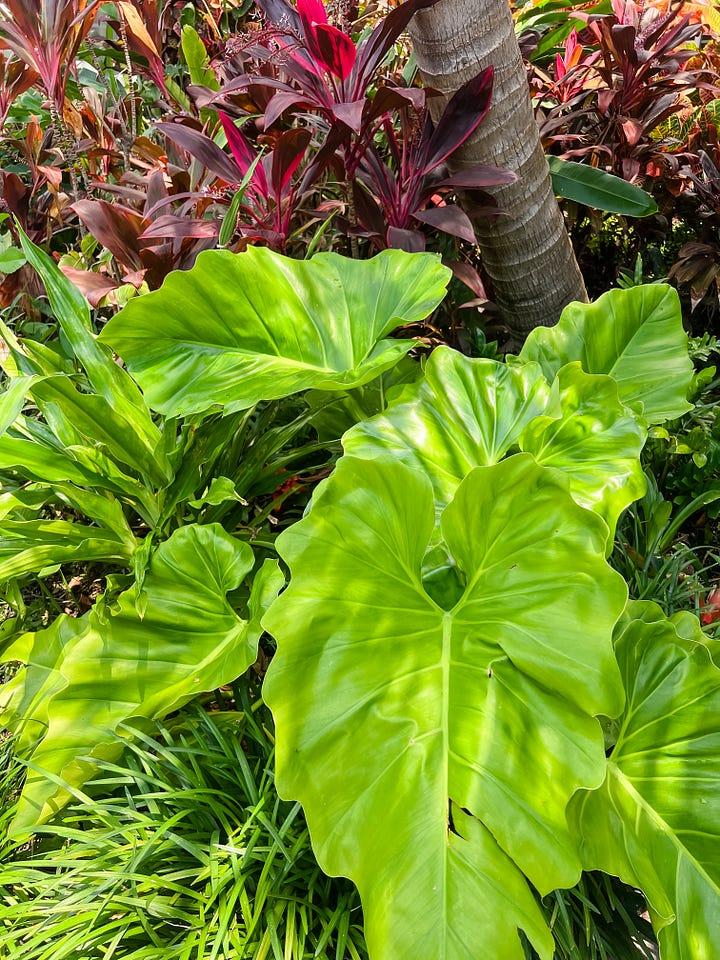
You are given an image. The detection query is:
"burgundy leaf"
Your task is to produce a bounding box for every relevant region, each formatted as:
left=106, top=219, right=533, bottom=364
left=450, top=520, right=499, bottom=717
left=363, top=85, right=427, bottom=124
left=431, top=166, right=517, bottom=190
left=271, top=128, right=312, bottom=195
left=331, top=99, right=366, bottom=133
left=72, top=199, right=146, bottom=271
left=256, top=0, right=302, bottom=32
left=237, top=226, right=286, bottom=249
left=621, top=117, right=643, bottom=146
left=144, top=169, right=169, bottom=221
left=422, top=67, right=494, bottom=175
left=445, top=260, right=487, bottom=299
left=139, top=216, right=221, bottom=240
left=352, top=181, right=385, bottom=235
left=264, top=90, right=310, bottom=129
left=386, top=226, right=426, bottom=252
left=155, top=121, right=241, bottom=186
left=60, top=266, right=121, bottom=307
left=314, top=23, right=357, bottom=80
left=0, top=171, right=29, bottom=221
left=413, top=205, right=478, bottom=244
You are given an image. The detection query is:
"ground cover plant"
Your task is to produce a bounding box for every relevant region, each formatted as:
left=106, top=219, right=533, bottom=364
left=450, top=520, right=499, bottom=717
left=2, top=0, right=720, bottom=958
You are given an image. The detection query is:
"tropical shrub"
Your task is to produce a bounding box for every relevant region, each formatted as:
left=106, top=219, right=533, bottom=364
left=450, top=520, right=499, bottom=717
left=1, top=230, right=718, bottom=959
left=260, top=284, right=720, bottom=959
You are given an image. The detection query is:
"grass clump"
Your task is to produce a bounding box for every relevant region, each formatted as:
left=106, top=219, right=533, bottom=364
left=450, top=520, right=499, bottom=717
left=0, top=701, right=366, bottom=960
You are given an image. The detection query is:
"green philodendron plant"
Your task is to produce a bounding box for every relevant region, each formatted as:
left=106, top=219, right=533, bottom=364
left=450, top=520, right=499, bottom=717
left=0, top=238, right=718, bottom=959
left=261, top=285, right=720, bottom=959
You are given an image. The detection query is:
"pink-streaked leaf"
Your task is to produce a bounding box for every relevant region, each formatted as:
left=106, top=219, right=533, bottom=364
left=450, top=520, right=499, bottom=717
left=413, top=205, right=478, bottom=244
left=220, top=114, right=270, bottom=197
left=314, top=23, right=356, bottom=80
left=271, top=128, right=312, bottom=196
left=155, top=121, right=241, bottom=186
left=422, top=67, right=494, bottom=175
left=386, top=226, right=426, bottom=252
left=297, top=0, right=328, bottom=27
left=73, top=199, right=146, bottom=271
left=139, top=216, right=222, bottom=240
left=331, top=99, right=366, bottom=133
left=219, top=113, right=253, bottom=171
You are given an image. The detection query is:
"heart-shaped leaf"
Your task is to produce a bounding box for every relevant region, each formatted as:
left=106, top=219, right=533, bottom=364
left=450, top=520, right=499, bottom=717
left=343, top=348, right=645, bottom=539
left=519, top=284, right=693, bottom=424
left=99, top=247, right=451, bottom=418
left=343, top=347, right=552, bottom=511
left=263, top=454, right=627, bottom=960
left=518, top=362, right=647, bottom=540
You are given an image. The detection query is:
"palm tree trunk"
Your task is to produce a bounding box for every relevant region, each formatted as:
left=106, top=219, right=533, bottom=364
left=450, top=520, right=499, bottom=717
left=409, top=0, right=588, bottom=348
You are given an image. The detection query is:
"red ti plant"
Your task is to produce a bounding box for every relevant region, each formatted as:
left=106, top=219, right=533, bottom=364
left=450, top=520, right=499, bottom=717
left=0, top=50, right=38, bottom=127
left=352, top=68, right=517, bottom=252
left=549, top=29, right=600, bottom=105
left=669, top=146, right=720, bottom=311
left=533, top=0, right=716, bottom=182
left=212, top=0, right=440, bottom=158
left=70, top=167, right=221, bottom=295
left=0, top=0, right=101, bottom=113
left=205, top=0, right=514, bottom=253
left=155, top=114, right=312, bottom=251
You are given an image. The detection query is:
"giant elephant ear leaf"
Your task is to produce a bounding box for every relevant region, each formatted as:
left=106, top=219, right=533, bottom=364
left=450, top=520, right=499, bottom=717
left=263, top=454, right=627, bottom=960
left=99, top=247, right=451, bottom=418
left=343, top=349, right=646, bottom=542
left=518, top=362, right=646, bottom=542
left=0, top=524, right=283, bottom=832
left=518, top=284, right=693, bottom=424
left=569, top=601, right=720, bottom=960
left=343, top=346, right=553, bottom=511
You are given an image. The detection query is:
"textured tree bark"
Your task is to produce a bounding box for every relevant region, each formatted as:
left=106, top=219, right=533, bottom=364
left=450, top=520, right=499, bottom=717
left=408, top=0, right=588, bottom=347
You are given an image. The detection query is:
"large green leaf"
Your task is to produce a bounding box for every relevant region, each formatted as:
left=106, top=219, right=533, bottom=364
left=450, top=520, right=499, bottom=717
left=0, top=517, right=135, bottom=582
left=344, top=348, right=645, bottom=539
left=0, top=524, right=283, bottom=831
left=343, top=347, right=552, bottom=511
left=263, top=455, right=627, bottom=960
left=547, top=156, right=658, bottom=217
left=518, top=362, right=646, bottom=540
left=519, top=284, right=693, bottom=424
left=570, top=601, right=720, bottom=960
left=98, top=247, right=451, bottom=418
